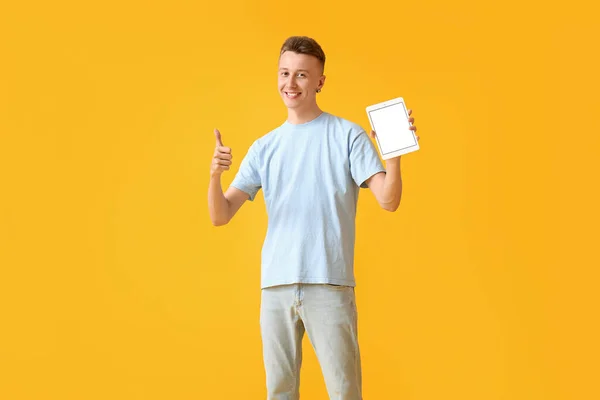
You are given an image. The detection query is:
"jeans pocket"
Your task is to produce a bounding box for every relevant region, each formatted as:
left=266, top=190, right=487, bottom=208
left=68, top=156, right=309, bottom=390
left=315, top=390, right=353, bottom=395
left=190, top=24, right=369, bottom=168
left=325, top=284, right=347, bottom=290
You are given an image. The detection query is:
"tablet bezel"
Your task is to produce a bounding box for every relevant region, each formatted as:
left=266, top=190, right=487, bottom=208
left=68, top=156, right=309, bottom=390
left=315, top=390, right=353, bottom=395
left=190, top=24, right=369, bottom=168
left=365, top=97, right=419, bottom=160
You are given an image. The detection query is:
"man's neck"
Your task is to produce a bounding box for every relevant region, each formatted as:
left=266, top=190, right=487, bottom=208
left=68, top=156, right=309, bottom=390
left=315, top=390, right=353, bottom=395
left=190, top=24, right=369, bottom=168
left=286, top=105, right=323, bottom=125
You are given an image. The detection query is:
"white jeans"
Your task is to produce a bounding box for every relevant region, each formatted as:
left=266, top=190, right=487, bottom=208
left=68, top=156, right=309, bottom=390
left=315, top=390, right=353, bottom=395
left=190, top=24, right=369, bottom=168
left=260, top=284, right=362, bottom=400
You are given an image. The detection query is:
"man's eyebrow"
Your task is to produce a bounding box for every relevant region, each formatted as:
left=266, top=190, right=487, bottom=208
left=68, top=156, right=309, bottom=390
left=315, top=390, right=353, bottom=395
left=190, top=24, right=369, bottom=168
left=279, top=68, right=310, bottom=73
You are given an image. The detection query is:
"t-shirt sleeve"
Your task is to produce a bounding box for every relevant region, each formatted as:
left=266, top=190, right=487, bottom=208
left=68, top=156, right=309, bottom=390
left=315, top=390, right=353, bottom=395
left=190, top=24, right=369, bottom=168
left=349, top=130, right=386, bottom=188
left=230, top=141, right=262, bottom=201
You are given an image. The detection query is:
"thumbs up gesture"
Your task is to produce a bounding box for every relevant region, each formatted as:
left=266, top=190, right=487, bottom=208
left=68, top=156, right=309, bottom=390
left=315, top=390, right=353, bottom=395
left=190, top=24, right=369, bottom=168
left=211, top=129, right=233, bottom=177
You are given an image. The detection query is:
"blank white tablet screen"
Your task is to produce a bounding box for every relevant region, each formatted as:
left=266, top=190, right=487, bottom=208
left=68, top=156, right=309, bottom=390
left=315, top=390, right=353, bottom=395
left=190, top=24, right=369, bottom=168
left=369, top=103, right=416, bottom=156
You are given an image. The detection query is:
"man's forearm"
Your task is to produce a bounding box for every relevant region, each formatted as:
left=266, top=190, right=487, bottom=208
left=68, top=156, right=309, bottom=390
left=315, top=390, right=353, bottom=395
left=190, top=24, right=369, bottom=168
left=381, top=158, right=403, bottom=211
left=208, top=174, right=230, bottom=226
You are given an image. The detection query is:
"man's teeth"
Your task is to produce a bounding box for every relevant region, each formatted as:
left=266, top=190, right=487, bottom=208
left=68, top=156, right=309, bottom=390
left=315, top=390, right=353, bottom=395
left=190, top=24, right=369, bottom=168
left=286, top=92, right=300, bottom=97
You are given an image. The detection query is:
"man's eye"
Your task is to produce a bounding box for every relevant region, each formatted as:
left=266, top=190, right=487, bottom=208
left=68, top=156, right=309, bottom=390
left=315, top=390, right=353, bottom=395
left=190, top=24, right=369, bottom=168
left=297, top=73, right=306, bottom=77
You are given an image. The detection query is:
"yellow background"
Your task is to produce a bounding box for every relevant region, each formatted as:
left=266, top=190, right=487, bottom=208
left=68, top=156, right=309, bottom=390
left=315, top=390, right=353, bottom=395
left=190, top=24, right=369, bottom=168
left=1, top=0, right=599, bottom=399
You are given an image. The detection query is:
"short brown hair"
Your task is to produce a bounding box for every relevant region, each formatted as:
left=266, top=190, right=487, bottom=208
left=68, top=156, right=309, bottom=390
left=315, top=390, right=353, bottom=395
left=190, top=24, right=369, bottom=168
left=280, top=36, right=326, bottom=71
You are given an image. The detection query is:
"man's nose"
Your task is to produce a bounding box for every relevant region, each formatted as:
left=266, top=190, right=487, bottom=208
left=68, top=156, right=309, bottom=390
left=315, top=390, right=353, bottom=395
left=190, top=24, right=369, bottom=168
left=287, top=76, right=297, bottom=87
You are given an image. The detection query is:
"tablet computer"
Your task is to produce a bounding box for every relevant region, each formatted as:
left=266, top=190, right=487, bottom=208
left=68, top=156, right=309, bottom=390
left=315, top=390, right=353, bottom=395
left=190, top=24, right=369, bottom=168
left=366, top=97, right=419, bottom=159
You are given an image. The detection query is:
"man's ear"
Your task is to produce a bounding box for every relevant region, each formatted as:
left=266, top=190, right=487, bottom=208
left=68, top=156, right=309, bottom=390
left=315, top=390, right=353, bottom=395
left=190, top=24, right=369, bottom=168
left=318, top=75, right=327, bottom=91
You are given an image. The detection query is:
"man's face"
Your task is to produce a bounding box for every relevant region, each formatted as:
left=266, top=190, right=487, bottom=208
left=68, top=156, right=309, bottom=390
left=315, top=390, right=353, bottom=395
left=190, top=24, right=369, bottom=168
left=278, top=51, right=325, bottom=109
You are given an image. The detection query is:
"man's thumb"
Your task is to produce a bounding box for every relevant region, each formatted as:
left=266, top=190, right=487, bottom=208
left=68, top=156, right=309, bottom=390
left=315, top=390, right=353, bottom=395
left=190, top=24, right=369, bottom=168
left=214, top=128, right=223, bottom=147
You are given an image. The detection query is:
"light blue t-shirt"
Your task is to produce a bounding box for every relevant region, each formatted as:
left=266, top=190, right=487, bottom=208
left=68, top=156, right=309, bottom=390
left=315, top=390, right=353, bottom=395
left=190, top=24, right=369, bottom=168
left=230, top=112, right=385, bottom=289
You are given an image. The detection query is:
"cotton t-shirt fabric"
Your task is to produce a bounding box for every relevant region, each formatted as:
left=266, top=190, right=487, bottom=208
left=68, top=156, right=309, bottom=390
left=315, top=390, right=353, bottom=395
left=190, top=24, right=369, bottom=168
left=230, top=112, right=385, bottom=289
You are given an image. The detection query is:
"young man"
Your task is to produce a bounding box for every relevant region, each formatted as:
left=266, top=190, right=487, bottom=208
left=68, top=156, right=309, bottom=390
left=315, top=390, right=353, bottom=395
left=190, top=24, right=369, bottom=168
left=208, top=36, right=419, bottom=400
